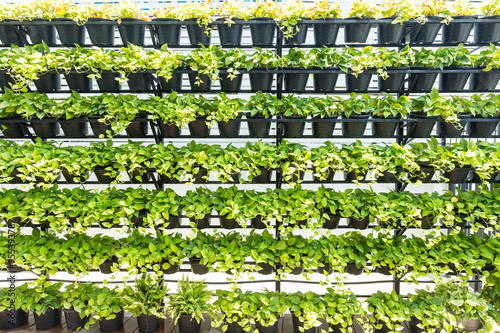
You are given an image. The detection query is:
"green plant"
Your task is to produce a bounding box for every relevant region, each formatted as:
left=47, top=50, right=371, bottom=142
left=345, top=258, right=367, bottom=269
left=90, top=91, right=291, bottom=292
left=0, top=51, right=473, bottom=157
left=61, top=281, right=99, bottom=329
left=324, top=289, right=365, bottom=333
left=287, top=291, right=326, bottom=331
left=365, top=291, right=412, bottom=333
left=113, top=0, right=150, bottom=21
left=217, top=0, right=251, bottom=23
left=166, top=275, right=215, bottom=325
left=275, top=0, right=308, bottom=39
left=90, top=285, right=123, bottom=321
left=18, top=278, right=63, bottom=315
left=122, top=273, right=169, bottom=318
left=177, top=1, right=215, bottom=35
left=447, top=0, right=476, bottom=17
left=348, top=0, right=377, bottom=18
left=376, top=0, right=424, bottom=23
left=307, top=1, right=342, bottom=19
left=480, top=0, right=500, bottom=16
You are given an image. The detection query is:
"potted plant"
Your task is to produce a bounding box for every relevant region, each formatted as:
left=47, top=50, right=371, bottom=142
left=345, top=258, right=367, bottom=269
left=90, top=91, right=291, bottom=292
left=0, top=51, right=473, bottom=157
left=309, top=96, right=341, bottom=137
left=53, top=0, right=87, bottom=45
left=122, top=273, right=169, bottom=333
left=216, top=1, right=250, bottom=46
left=287, top=291, right=325, bottom=333
left=310, top=47, right=346, bottom=92
left=184, top=44, right=220, bottom=92
left=339, top=93, right=373, bottom=137
left=243, top=289, right=288, bottom=333
left=377, top=47, right=411, bottom=91
left=217, top=48, right=247, bottom=92
left=246, top=92, right=280, bottom=137
left=52, top=91, right=89, bottom=137
left=92, top=286, right=124, bottom=332
left=246, top=48, right=280, bottom=92
left=183, top=231, right=216, bottom=274
left=0, top=285, right=28, bottom=329
left=282, top=48, right=314, bottom=92
left=438, top=44, right=473, bottom=91
left=376, top=0, right=423, bottom=44
left=442, top=0, right=476, bottom=43
left=249, top=1, right=278, bottom=46
left=17, top=0, right=57, bottom=45
left=470, top=45, right=500, bottom=91
left=18, top=279, right=63, bottom=330
left=0, top=3, right=27, bottom=46
left=213, top=289, right=247, bottom=333
left=412, top=0, right=450, bottom=45
left=308, top=1, right=342, bottom=46
left=475, top=0, right=500, bottom=43
left=364, top=291, right=412, bottom=333
left=344, top=0, right=377, bottom=43
left=277, top=0, right=310, bottom=45
left=178, top=1, right=215, bottom=46
left=151, top=6, right=181, bottom=46
left=83, top=3, right=117, bottom=46
left=166, top=275, right=216, bottom=333
left=464, top=94, right=500, bottom=138
left=114, top=0, right=150, bottom=46
left=371, top=94, right=409, bottom=137
left=61, top=281, right=97, bottom=330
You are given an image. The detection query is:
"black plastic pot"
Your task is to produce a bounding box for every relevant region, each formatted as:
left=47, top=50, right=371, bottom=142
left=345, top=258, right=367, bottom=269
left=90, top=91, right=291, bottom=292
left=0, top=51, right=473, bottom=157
left=190, top=217, right=210, bottom=229
left=407, top=114, right=438, bottom=138
left=219, top=115, right=241, bottom=137
left=118, top=18, right=145, bottom=46
left=99, top=257, right=119, bottom=274
left=252, top=216, right=267, bottom=229
left=474, top=15, right=500, bottom=43
left=34, top=309, right=60, bottom=330
left=0, top=19, right=26, bottom=46
left=323, top=214, right=340, bottom=229
left=346, top=72, right=372, bottom=92
left=97, top=71, right=121, bottom=92
left=347, top=216, right=370, bottom=229
left=317, top=263, right=332, bottom=275
left=34, top=72, right=61, bottom=92
left=344, top=170, right=367, bottom=182
left=377, top=168, right=402, bottom=183
left=159, top=73, right=182, bottom=92
left=247, top=115, right=272, bottom=138
left=130, top=209, right=149, bottom=226
left=152, top=18, right=181, bottom=46
left=250, top=18, right=275, bottom=46
left=162, top=262, right=180, bottom=274
left=409, top=163, right=434, bottom=183
left=0, top=73, right=15, bottom=92
left=219, top=71, right=243, bottom=92
left=189, top=258, right=210, bottom=275
left=0, top=116, right=26, bottom=138
left=345, top=263, right=364, bottom=275
left=436, top=114, right=470, bottom=138
left=137, top=314, right=161, bottom=333
left=313, top=168, right=335, bottom=183
left=65, top=73, right=92, bottom=92
left=164, top=215, right=181, bottom=229
left=372, top=115, right=401, bottom=137
left=312, top=115, right=337, bottom=137
left=285, top=18, right=310, bottom=45
left=188, top=117, right=210, bottom=137
left=377, top=18, right=405, bottom=44
left=411, top=16, right=442, bottom=44
left=442, top=16, right=476, bottom=43
left=58, top=117, right=88, bottom=138
left=290, top=266, right=304, bottom=275
left=89, top=116, right=113, bottom=137
left=186, top=18, right=211, bottom=46
left=467, top=116, right=500, bottom=137
left=342, top=114, right=369, bottom=137
left=126, top=115, right=148, bottom=137
left=469, top=71, right=500, bottom=91
left=249, top=70, right=274, bottom=92
left=86, top=18, right=115, bottom=46
left=7, top=169, right=26, bottom=184
left=344, top=17, right=371, bottom=43
left=26, top=19, right=56, bottom=45
left=220, top=215, right=239, bottom=229
left=408, top=71, right=438, bottom=92
left=192, top=165, right=208, bottom=183
left=95, top=167, right=118, bottom=184
left=283, top=116, right=306, bottom=138
left=313, top=70, right=338, bottom=92
left=292, top=313, right=315, bottom=333
left=313, top=18, right=340, bottom=46
left=158, top=121, right=181, bottom=137
left=0, top=309, right=28, bottom=330
left=439, top=69, right=470, bottom=91
left=442, top=166, right=472, bottom=183
left=285, top=70, right=309, bottom=92
left=217, top=18, right=243, bottom=46
left=189, top=73, right=212, bottom=92
left=178, top=315, right=201, bottom=333
left=55, top=18, right=85, bottom=45
left=64, top=309, right=89, bottom=331
left=378, top=71, right=406, bottom=92
left=252, top=167, right=272, bottom=183
left=128, top=73, right=151, bottom=92
left=99, top=310, right=124, bottom=332
left=257, top=263, right=274, bottom=275
left=31, top=118, right=60, bottom=138
left=419, top=216, right=436, bottom=230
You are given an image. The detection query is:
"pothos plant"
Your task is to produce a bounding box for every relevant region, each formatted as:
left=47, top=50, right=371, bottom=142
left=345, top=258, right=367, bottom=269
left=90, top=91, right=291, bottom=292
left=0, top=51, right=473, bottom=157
left=18, top=278, right=63, bottom=315
left=61, top=281, right=99, bottom=329
left=364, top=291, right=412, bottom=333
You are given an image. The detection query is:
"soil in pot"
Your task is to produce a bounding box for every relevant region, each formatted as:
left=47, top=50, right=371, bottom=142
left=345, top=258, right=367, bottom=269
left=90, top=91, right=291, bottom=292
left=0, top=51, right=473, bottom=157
left=34, top=72, right=60, bottom=92
left=137, top=314, right=161, bottom=333
left=474, top=15, right=500, bottom=43
left=345, top=263, right=364, bottom=275
left=158, top=121, right=181, bottom=137
left=378, top=72, right=406, bottom=92
left=99, top=257, right=119, bottom=274
left=188, top=73, right=212, bottom=92
left=188, top=118, right=211, bottom=137
left=285, top=19, right=310, bottom=45
left=0, top=19, right=27, bottom=45
left=372, top=115, right=401, bottom=137
left=411, top=16, right=442, bottom=44
left=97, top=72, right=122, bottom=92
left=313, top=18, right=340, bottom=46
left=467, top=116, right=500, bottom=137
left=436, top=115, right=470, bottom=138
left=283, top=116, right=306, bottom=138
left=99, top=310, right=124, bottom=332
left=125, top=116, right=148, bottom=137
left=284, top=71, right=309, bottom=92
left=190, top=217, right=210, bottom=229
left=89, top=116, right=114, bottom=137
left=313, top=70, right=338, bottom=92
left=118, top=18, right=145, bottom=46
left=26, top=19, right=56, bottom=45
left=189, top=257, right=210, bottom=275
left=312, top=116, right=337, bottom=137
left=439, top=71, right=470, bottom=91
left=408, top=72, right=438, bottom=92
left=58, top=117, right=88, bottom=138
left=217, top=18, right=244, bottom=46
left=442, top=166, right=472, bottom=183
left=219, top=72, right=243, bottom=92
left=469, top=71, right=500, bottom=91
left=442, top=16, right=476, bottom=43
left=347, top=216, right=370, bottom=229
left=65, top=73, right=92, bottom=92
left=249, top=70, right=274, bottom=92
left=247, top=115, right=272, bottom=138
left=31, top=118, right=60, bottom=138
left=0, top=116, right=26, bottom=138
left=152, top=18, right=181, bottom=46
left=186, top=18, right=212, bottom=46
left=220, top=215, right=240, bottom=229
left=179, top=315, right=201, bottom=333
left=344, top=18, right=371, bottom=43
left=55, top=18, right=85, bottom=45
left=407, top=114, right=438, bottom=138
left=346, top=73, right=372, bottom=92
left=64, top=309, right=90, bottom=331
left=34, top=308, right=61, bottom=330
left=0, top=308, right=28, bottom=330
left=86, top=18, right=115, bottom=46
left=94, top=167, right=119, bottom=184
left=250, top=18, right=275, bottom=46
left=292, top=313, right=315, bottom=333
left=218, top=116, right=241, bottom=138
left=377, top=19, right=405, bottom=44
left=341, top=114, right=370, bottom=137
